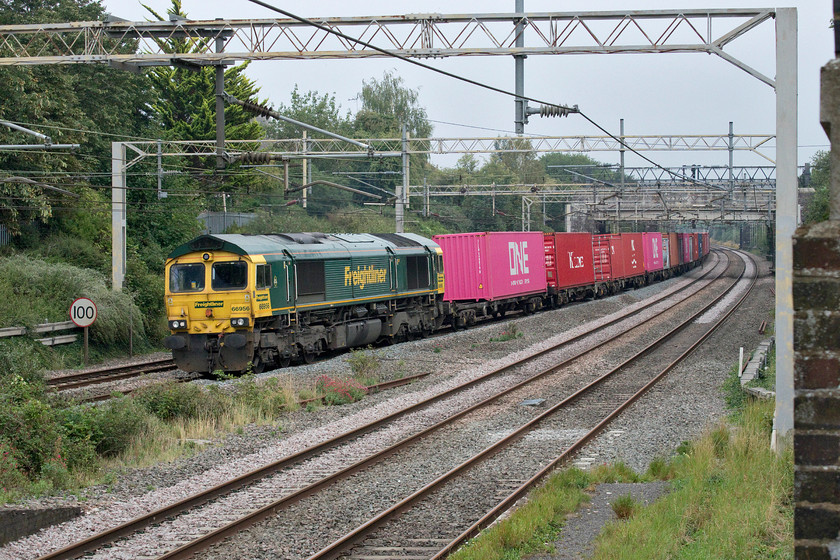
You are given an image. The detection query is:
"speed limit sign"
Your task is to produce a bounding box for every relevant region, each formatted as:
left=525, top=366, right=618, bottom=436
left=69, top=297, right=97, bottom=328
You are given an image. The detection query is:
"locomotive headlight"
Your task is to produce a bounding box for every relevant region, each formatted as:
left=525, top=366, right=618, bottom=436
left=231, top=318, right=249, bottom=327
left=169, top=320, right=187, bottom=330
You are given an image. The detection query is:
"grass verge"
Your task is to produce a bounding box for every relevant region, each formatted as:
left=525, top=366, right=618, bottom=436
left=450, top=348, right=791, bottom=560
left=449, top=464, right=641, bottom=560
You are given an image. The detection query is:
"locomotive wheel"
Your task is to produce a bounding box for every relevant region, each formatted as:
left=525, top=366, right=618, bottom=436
left=279, top=356, right=291, bottom=368
left=251, top=356, right=265, bottom=374
left=302, top=351, right=316, bottom=364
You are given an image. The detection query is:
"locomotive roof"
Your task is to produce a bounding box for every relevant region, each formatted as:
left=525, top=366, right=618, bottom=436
left=167, top=233, right=439, bottom=260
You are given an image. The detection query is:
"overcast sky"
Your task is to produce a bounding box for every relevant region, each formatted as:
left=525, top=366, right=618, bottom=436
left=102, top=0, right=834, bottom=171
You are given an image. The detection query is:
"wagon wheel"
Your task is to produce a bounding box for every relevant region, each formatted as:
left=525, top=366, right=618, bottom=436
left=279, top=356, right=291, bottom=368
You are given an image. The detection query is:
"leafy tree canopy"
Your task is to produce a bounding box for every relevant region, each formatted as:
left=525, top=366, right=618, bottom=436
left=802, top=150, right=830, bottom=224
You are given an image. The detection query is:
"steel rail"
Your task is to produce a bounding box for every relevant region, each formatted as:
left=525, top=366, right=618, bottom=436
left=307, top=251, right=751, bottom=560
left=47, top=358, right=178, bottom=392
left=433, top=250, right=758, bottom=558
left=36, top=255, right=719, bottom=560
left=47, top=358, right=178, bottom=391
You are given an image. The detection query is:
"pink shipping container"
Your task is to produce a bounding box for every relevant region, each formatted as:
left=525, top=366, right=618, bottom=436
left=620, top=233, right=645, bottom=278
left=642, top=232, right=664, bottom=272
left=593, top=234, right=614, bottom=281
left=544, top=233, right=596, bottom=289
left=433, top=232, right=547, bottom=302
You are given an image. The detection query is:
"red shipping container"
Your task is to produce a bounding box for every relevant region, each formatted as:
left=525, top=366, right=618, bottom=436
left=642, top=232, right=664, bottom=272
left=692, top=233, right=699, bottom=261
left=667, top=233, right=680, bottom=266
left=680, top=233, right=693, bottom=264
left=608, top=234, right=625, bottom=278
left=434, top=232, right=547, bottom=302
left=544, top=233, right=595, bottom=289
left=593, top=234, right=613, bottom=281
left=620, top=233, right=645, bottom=278
left=703, top=232, right=710, bottom=255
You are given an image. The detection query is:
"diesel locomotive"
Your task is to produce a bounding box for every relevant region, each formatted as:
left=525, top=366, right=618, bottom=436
left=163, top=232, right=443, bottom=373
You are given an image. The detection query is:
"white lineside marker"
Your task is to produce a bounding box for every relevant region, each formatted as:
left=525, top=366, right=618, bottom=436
left=739, top=347, right=744, bottom=378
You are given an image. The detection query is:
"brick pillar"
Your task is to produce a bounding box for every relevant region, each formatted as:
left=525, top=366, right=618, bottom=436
left=793, top=57, right=840, bottom=559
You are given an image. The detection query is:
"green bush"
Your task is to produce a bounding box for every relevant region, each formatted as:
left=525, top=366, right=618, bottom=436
left=0, top=438, right=27, bottom=493
left=0, top=255, right=145, bottom=347
left=134, top=382, right=205, bottom=421
left=87, top=397, right=150, bottom=457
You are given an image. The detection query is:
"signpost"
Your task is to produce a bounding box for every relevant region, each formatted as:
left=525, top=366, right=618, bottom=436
left=69, top=297, right=97, bottom=365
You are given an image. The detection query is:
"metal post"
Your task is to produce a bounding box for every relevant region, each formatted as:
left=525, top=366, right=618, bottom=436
left=111, top=141, right=126, bottom=291
left=492, top=183, right=496, bottom=216
left=514, top=0, right=526, bottom=134
left=774, top=7, right=798, bottom=449
left=619, top=118, right=625, bottom=231
left=397, top=124, right=407, bottom=233
left=157, top=139, right=163, bottom=198
left=302, top=130, right=308, bottom=209
left=423, top=177, right=429, bottom=217
left=729, top=121, right=735, bottom=197
left=835, top=0, right=840, bottom=58
left=215, top=32, right=226, bottom=170
left=83, top=326, right=88, bottom=366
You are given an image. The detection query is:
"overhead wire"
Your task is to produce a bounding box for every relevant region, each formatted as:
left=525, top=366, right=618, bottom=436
left=244, top=0, right=729, bottom=193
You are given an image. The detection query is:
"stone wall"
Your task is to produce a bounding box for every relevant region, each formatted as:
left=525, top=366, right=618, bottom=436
left=793, top=220, right=840, bottom=559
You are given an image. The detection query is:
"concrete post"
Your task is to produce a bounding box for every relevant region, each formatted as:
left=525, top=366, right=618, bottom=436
left=111, top=142, right=126, bottom=291
left=774, top=7, right=797, bottom=449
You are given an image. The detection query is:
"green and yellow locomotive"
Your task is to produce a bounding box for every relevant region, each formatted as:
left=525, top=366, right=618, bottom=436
left=164, top=233, right=444, bottom=373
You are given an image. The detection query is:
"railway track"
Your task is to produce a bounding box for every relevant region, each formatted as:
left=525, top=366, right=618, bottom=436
left=29, top=252, right=739, bottom=560
left=47, top=357, right=179, bottom=393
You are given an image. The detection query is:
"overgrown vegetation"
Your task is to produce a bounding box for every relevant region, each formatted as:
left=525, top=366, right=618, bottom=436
left=449, top=464, right=639, bottom=560
left=451, top=353, right=791, bottom=560
left=0, top=375, right=301, bottom=503
left=591, top=400, right=792, bottom=560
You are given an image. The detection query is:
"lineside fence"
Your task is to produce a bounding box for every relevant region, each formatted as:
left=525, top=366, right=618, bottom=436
left=0, top=321, right=79, bottom=346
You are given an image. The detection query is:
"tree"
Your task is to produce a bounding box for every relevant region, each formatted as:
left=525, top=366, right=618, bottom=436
left=143, top=1, right=265, bottom=162
left=355, top=70, right=432, bottom=139
left=0, top=0, right=152, bottom=237
left=802, top=151, right=830, bottom=224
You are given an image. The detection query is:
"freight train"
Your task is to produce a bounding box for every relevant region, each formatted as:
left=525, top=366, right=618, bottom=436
left=163, top=230, right=709, bottom=373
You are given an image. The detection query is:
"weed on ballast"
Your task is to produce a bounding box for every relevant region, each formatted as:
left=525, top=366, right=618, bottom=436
left=346, top=348, right=381, bottom=385
left=489, top=322, right=523, bottom=342
left=611, top=493, right=639, bottom=520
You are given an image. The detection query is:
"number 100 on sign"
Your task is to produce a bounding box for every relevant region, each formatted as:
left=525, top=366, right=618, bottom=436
left=70, top=298, right=97, bottom=328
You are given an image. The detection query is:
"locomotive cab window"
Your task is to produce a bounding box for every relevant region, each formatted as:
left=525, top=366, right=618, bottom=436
left=256, top=264, right=271, bottom=290
left=406, top=255, right=429, bottom=290
left=170, top=263, right=205, bottom=293
left=212, top=261, right=248, bottom=290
